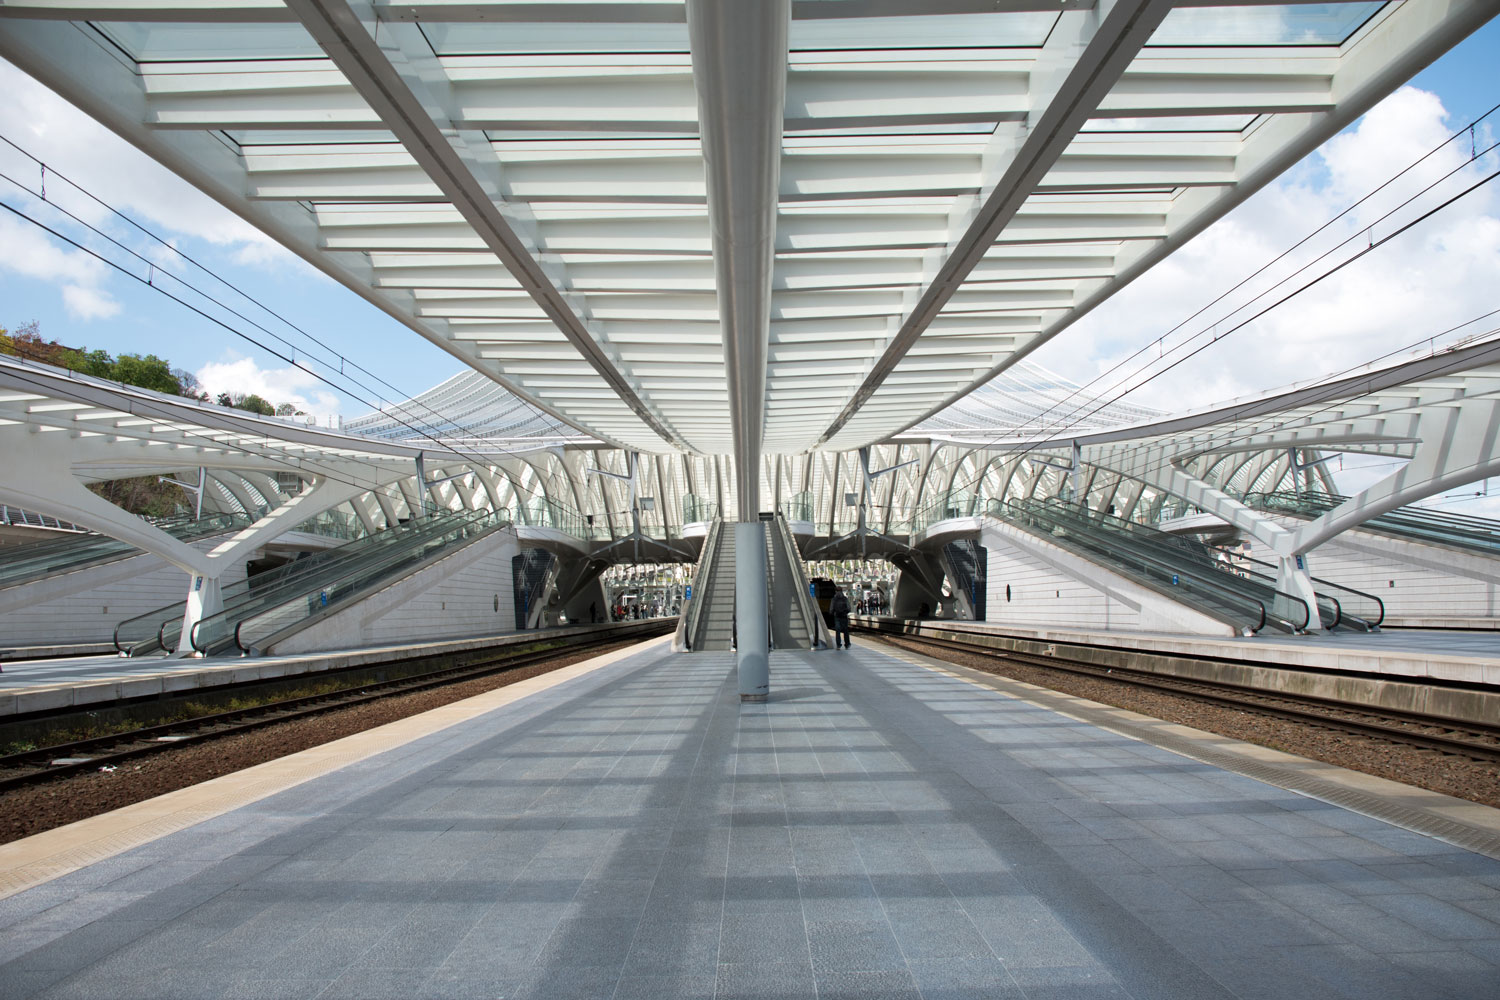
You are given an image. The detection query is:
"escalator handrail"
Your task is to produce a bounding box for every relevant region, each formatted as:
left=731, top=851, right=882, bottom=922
left=1016, top=501, right=1308, bottom=631
left=998, top=501, right=1304, bottom=633
left=226, top=512, right=509, bottom=654
left=190, top=510, right=500, bottom=653
left=683, top=517, right=722, bottom=652
left=1222, top=549, right=1384, bottom=628
left=116, top=510, right=479, bottom=655
left=776, top=512, right=828, bottom=649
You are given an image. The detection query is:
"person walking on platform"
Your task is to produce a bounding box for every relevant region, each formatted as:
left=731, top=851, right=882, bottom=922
left=831, top=587, right=852, bottom=649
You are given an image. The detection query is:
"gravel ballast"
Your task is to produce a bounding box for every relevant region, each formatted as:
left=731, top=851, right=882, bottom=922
left=0, top=639, right=641, bottom=845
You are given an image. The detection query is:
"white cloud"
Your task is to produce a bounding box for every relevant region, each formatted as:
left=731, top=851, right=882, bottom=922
left=0, top=212, right=121, bottom=320
left=0, top=59, right=277, bottom=254
left=60, top=284, right=122, bottom=321
left=1034, top=87, right=1500, bottom=415
left=195, top=356, right=346, bottom=421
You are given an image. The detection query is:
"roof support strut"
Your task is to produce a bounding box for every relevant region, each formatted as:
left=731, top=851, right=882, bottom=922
left=814, top=0, right=1172, bottom=446
left=285, top=0, right=685, bottom=451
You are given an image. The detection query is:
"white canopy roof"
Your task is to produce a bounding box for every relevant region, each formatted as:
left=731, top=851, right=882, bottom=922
left=0, top=0, right=1491, bottom=479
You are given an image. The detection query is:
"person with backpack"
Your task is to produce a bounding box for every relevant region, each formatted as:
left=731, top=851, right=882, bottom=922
left=830, top=587, right=852, bottom=649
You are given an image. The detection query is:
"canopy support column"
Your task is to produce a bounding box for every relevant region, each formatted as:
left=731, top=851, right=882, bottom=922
left=735, top=521, right=769, bottom=702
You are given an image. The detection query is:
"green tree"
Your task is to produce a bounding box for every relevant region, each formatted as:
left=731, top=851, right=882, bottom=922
left=112, top=353, right=182, bottom=394
left=87, top=477, right=190, bottom=519
left=235, top=393, right=275, bottom=416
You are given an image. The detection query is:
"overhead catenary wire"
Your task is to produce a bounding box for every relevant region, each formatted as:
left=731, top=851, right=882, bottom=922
left=0, top=132, right=574, bottom=453
left=976, top=100, right=1500, bottom=459
left=935, top=128, right=1500, bottom=509
left=997, top=140, right=1500, bottom=470
left=0, top=194, right=575, bottom=512
left=0, top=176, right=533, bottom=469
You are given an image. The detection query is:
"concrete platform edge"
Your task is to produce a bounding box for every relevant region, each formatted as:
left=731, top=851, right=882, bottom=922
left=0, top=634, right=672, bottom=901
left=878, top=640, right=1500, bottom=860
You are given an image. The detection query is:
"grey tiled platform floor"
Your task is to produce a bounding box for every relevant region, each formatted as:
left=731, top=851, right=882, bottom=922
left=4, top=641, right=1500, bottom=1000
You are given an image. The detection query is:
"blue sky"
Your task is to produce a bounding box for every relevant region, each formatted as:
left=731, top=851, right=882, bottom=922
left=0, top=14, right=1496, bottom=428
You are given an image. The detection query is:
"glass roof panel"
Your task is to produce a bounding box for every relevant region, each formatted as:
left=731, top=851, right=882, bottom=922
left=226, top=129, right=398, bottom=146
left=420, top=21, right=691, bottom=56
left=1147, top=3, right=1385, bottom=47
left=790, top=122, right=999, bottom=137
left=789, top=13, right=1059, bottom=51
left=93, top=22, right=324, bottom=62
left=1083, top=115, right=1258, bottom=133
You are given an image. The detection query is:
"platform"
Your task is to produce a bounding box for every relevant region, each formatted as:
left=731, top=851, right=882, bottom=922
left=3, top=638, right=1500, bottom=999
left=861, top=617, right=1500, bottom=687
left=0, top=620, right=670, bottom=719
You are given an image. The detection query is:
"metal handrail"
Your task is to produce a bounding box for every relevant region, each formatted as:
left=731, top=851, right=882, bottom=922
left=1227, top=549, right=1385, bottom=629
left=225, top=509, right=511, bottom=655
left=996, top=500, right=1303, bottom=633
left=114, top=509, right=492, bottom=655
left=775, top=512, right=829, bottom=649
left=183, top=509, right=501, bottom=654
left=682, top=517, right=722, bottom=652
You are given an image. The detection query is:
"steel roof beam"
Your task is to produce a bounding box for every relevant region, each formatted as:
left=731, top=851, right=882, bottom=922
left=814, top=0, right=1173, bottom=449
left=687, top=0, right=789, bottom=518
left=284, top=0, right=685, bottom=452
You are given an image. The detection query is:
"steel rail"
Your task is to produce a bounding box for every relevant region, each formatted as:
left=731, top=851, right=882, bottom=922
left=0, top=620, right=673, bottom=793
left=868, top=626, right=1500, bottom=765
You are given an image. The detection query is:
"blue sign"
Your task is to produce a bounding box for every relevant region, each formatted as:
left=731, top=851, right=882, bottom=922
left=1172, top=574, right=1179, bottom=586
left=809, top=582, right=816, bottom=597
left=684, top=585, right=691, bottom=600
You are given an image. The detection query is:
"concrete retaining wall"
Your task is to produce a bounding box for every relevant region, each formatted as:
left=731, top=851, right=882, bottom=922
left=980, top=521, right=1235, bottom=637
left=864, top=618, right=1500, bottom=729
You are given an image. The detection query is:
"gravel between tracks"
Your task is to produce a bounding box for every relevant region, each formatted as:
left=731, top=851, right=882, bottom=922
left=873, top=634, right=1500, bottom=810
left=0, top=639, right=643, bottom=845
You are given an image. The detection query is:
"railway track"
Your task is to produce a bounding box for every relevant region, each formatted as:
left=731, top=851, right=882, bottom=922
left=0, top=620, right=673, bottom=794
left=866, top=627, right=1500, bottom=765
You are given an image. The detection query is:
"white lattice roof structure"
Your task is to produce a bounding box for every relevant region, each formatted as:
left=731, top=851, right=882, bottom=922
left=1, top=0, right=1491, bottom=516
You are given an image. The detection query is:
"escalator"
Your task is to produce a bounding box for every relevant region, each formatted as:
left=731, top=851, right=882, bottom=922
left=1244, top=490, right=1500, bottom=558
left=681, top=519, right=735, bottom=651
left=678, top=515, right=829, bottom=652
left=114, top=510, right=510, bottom=656
left=995, top=499, right=1381, bottom=634
left=0, top=511, right=261, bottom=592
left=767, top=513, right=829, bottom=649
left=941, top=538, right=987, bottom=621
left=512, top=548, right=556, bottom=630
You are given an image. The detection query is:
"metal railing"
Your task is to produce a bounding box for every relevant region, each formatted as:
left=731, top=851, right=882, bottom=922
left=292, top=508, right=366, bottom=540
left=0, top=505, right=84, bottom=532
left=210, top=508, right=511, bottom=655
left=681, top=517, right=722, bottom=652
left=781, top=491, right=814, bottom=523
left=996, top=499, right=1308, bottom=634
left=774, top=512, right=830, bottom=649
left=114, top=509, right=509, bottom=656
left=0, top=510, right=260, bottom=592
left=1243, top=490, right=1500, bottom=557
left=683, top=495, right=719, bottom=525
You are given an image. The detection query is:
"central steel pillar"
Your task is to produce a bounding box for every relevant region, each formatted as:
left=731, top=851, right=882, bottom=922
left=734, top=521, right=769, bottom=701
